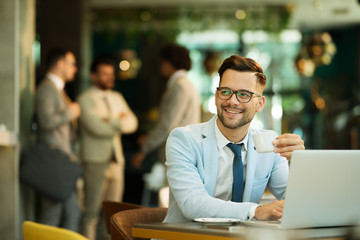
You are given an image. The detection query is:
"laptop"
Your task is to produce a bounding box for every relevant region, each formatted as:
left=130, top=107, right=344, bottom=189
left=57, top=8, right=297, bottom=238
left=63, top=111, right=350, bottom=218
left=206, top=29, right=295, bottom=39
left=241, top=150, right=360, bottom=229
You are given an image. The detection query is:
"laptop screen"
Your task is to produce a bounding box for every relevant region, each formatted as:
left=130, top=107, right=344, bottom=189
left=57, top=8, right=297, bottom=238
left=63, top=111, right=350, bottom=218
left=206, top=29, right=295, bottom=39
left=281, top=150, right=360, bottom=229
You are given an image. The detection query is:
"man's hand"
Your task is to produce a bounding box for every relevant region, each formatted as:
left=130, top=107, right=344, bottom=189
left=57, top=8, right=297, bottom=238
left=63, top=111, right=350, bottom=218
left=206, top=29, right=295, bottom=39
left=118, top=112, right=127, bottom=119
left=131, top=151, right=145, bottom=169
left=69, top=103, right=81, bottom=119
left=273, top=134, right=305, bottom=160
left=255, top=200, right=284, bottom=220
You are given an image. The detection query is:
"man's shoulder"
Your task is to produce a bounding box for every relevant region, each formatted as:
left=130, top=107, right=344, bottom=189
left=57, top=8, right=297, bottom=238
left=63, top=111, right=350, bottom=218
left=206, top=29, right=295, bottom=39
left=168, top=78, right=199, bottom=107
left=109, top=89, right=124, bottom=99
left=174, top=76, right=196, bottom=90
left=36, top=78, right=57, bottom=97
left=78, top=87, right=100, bottom=100
left=175, top=120, right=207, bottom=131
left=78, top=87, right=92, bottom=97
left=170, top=120, right=211, bottom=141
left=167, top=120, right=215, bottom=155
left=37, top=78, right=52, bottom=89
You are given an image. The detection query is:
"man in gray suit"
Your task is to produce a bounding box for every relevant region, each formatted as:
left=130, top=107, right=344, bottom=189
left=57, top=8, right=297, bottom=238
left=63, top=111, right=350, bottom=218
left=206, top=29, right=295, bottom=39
left=36, top=48, right=81, bottom=231
left=78, top=57, right=138, bottom=240
left=131, top=43, right=201, bottom=169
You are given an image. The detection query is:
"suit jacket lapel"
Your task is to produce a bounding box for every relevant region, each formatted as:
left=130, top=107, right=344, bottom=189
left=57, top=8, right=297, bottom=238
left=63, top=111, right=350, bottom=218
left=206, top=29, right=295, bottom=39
left=45, top=78, right=73, bottom=106
left=243, top=131, right=258, bottom=201
left=89, top=87, right=112, bottom=118
left=45, top=78, right=62, bottom=102
left=201, top=116, right=218, bottom=196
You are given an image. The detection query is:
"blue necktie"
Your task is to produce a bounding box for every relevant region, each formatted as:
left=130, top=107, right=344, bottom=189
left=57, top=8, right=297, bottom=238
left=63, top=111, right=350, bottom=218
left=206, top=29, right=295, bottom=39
left=227, top=143, right=244, bottom=202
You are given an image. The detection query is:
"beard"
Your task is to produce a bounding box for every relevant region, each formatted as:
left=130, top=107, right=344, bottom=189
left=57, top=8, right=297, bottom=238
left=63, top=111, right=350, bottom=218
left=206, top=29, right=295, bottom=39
left=217, top=104, right=254, bottom=129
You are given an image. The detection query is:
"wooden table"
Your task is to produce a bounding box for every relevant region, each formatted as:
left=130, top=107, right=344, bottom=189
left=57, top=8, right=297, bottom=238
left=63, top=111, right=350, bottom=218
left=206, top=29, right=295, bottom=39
left=132, top=222, right=353, bottom=240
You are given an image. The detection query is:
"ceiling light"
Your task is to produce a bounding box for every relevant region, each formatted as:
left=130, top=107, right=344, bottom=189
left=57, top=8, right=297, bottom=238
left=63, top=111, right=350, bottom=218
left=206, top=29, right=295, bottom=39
left=313, top=0, right=323, bottom=10
left=235, top=9, right=246, bottom=20
left=119, top=60, right=130, bottom=71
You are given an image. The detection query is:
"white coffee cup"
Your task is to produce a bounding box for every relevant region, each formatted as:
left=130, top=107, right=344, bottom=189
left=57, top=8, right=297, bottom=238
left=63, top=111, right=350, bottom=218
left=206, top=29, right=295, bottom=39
left=252, top=131, right=277, bottom=153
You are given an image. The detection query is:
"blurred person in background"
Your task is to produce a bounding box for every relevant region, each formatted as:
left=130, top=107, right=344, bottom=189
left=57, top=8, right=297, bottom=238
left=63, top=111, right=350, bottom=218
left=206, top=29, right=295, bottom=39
left=36, top=48, right=81, bottom=231
left=78, top=57, right=138, bottom=240
left=131, top=43, right=201, bottom=172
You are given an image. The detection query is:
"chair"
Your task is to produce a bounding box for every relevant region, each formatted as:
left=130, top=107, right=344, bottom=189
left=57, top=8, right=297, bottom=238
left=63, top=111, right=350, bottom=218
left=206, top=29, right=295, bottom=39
left=347, top=115, right=360, bottom=149
left=102, top=201, right=143, bottom=234
left=110, top=207, right=167, bottom=240
left=22, top=221, right=88, bottom=240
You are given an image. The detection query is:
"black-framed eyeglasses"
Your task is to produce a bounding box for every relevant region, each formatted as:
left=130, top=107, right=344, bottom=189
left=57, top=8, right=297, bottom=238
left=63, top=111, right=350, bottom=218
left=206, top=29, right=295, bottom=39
left=216, top=87, right=261, bottom=103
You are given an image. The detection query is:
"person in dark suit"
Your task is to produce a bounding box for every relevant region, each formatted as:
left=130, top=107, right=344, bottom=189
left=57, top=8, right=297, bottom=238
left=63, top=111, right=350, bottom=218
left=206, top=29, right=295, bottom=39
left=36, top=48, right=81, bottom=231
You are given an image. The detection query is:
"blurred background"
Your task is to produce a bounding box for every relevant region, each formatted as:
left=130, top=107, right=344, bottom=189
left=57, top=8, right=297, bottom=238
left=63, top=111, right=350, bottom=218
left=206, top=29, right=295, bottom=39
left=1, top=0, right=360, bottom=239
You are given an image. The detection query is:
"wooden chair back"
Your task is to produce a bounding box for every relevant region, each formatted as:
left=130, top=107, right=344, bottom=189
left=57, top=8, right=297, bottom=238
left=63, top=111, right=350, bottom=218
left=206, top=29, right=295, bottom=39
left=102, top=201, right=143, bottom=234
left=110, top=207, right=167, bottom=240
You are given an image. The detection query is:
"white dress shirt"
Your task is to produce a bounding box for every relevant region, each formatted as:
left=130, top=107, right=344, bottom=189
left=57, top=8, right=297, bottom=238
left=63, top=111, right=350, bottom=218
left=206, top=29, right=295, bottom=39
left=46, top=72, right=65, bottom=91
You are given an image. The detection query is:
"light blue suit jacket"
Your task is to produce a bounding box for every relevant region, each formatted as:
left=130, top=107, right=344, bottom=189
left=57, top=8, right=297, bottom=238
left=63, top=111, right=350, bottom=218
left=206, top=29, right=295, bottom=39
left=164, top=116, right=289, bottom=222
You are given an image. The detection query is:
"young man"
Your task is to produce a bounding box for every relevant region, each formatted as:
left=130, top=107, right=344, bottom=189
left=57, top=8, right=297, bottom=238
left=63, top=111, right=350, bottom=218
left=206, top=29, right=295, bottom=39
left=36, top=48, right=81, bottom=231
left=164, top=55, right=305, bottom=222
left=77, top=57, right=138, bottom=239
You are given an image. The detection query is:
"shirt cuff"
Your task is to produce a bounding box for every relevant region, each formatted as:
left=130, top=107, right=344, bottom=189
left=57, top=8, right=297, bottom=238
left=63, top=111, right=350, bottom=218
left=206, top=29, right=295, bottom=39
left=248, top=204, right=260, bottom=220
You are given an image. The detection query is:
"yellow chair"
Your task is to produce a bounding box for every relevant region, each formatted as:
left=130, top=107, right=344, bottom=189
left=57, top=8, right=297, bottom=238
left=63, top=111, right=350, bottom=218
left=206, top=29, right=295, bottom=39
left=22, top=221, right=88, bottom=240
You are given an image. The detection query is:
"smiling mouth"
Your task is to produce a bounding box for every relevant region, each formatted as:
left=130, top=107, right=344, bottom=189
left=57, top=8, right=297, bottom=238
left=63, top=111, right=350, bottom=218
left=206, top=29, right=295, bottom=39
left=224, top=108, right=243, bottom=114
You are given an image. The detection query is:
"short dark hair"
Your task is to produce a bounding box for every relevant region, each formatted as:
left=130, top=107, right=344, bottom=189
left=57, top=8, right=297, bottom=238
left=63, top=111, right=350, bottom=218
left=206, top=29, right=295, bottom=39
left=160, top=43, right=191, bottom=70
left=45, top=48, right=68, bottom=70
left=218, top=55, right=267, bottom=87
left=90, top=57, right=115, bottom=73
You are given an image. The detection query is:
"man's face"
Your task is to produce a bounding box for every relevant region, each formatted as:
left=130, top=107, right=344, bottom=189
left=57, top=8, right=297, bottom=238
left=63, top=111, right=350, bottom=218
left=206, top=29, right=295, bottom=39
left=62, top=52, right=77, bottom=82
left=92, top=64, right=115, bottom=90
left=215, top=69, right=265, bottom=130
